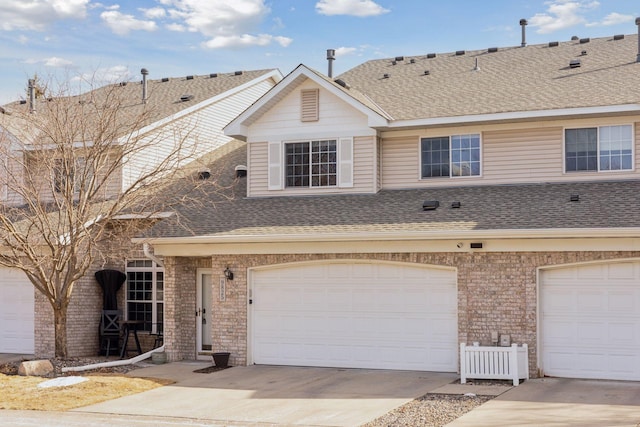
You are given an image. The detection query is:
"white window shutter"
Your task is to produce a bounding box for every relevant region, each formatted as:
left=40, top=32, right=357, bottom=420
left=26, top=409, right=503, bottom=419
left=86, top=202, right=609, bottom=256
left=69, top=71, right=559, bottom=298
left=338, top=137, right=353, bottom=188
left=268, top=141, right=283, bottom=190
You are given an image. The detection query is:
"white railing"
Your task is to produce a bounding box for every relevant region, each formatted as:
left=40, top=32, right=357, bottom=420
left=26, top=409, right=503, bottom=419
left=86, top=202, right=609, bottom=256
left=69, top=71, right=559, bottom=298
left=460, top=343, right=529, bottom=386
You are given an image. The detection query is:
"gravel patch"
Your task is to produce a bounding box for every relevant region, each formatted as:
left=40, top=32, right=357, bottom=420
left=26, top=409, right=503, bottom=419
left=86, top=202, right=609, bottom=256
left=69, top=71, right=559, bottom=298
left=361, top=393, right=494, bottom=427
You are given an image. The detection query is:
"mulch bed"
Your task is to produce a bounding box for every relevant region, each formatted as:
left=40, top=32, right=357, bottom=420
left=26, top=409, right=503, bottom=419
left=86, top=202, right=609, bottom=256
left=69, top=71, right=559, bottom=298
left=193, top=365, right=232, bottom=374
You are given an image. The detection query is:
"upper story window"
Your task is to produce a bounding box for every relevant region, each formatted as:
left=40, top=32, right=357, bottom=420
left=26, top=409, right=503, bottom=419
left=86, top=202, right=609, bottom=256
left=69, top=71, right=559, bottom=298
left=421, top=134, right=481, bottom=178
left=565, top=125, right=633, bottom=172
left=285, top=140, right=337, bottom=187
left=53, top=156, right=92, bottom=193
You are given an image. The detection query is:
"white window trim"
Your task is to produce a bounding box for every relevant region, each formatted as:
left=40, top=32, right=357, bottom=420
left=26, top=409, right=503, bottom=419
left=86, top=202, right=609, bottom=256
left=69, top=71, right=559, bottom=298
left=270, top=137, right=354, bottom=190
left=418, top=133, right=483, bottom=180
left=562, top=124, right=635, bottom=174
left=125, top=259, right=164, bottom=334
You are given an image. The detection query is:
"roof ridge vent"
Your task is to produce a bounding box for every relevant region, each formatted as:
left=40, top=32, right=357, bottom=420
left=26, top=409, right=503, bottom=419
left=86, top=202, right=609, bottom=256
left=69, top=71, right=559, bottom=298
left=579, top=37, right=590, bottom=44
left=613, top=34, right=624, bottom=40
left=394, top=56, right=404, bottom=62
left=455, top=50, right=465, bottom=56
left=571, top=35, right=579, bottom=41
left=488, top=47, right=498, bottom=53
left=209, top=73, right=218, bottom=78
left=161, top=77, right=169, bottom=82
left=186, top=75, right=194, bottom=80
left=180, top=94, right=194, bottom=102
left=234, top=70, right=243, bottom=76
left=548, top=41, right=559, bottom=47
left=426, top=53, right=436, bottom=59
left=569, top=59, right=581, bottom=68
left=409, top=58, right=416, bottom=64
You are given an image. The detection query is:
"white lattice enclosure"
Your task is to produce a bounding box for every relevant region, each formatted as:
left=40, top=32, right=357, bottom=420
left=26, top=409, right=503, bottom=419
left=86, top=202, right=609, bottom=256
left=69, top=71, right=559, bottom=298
left=460, top=343, right=529, bottom=386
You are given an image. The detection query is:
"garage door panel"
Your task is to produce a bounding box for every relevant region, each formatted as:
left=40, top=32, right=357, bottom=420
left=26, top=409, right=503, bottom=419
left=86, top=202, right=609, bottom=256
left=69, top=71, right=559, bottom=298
left=0, top=268, right=35, bottom=354
left=252, top=262, right=457, bottom=371
left=541, top=261, right=640, bottom=381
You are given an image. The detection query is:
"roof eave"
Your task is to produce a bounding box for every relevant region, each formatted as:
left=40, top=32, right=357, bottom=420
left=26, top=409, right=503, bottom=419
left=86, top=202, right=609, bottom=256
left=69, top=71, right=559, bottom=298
left=382, top=104, right=640, bottom=131
left=138, top=227, right=640, bottom=246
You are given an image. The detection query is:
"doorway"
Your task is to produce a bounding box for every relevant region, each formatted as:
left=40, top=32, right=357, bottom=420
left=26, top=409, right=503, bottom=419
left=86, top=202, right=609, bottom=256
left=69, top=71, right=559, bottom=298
left=196, top=269, right=213, bottom=359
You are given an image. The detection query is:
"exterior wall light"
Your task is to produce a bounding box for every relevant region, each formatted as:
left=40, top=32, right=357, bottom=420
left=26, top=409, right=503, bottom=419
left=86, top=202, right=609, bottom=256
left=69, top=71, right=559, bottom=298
left=224, top=267, right=234, bottom=281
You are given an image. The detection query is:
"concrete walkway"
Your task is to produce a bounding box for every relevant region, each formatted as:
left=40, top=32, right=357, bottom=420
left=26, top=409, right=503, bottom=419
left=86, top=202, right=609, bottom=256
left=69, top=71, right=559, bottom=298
left=448, top=377, right=640, bottom=427
left=72, top=362, right=457, bottom=427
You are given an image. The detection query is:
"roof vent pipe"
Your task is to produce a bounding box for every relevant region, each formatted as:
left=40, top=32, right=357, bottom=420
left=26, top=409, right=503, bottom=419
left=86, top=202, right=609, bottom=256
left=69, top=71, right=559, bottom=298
left=141, top=68, right=149, bottom=104
left=327, top=49, right=336, bottom=78
left=28, top=78, right=36, bottom=113
left=520, top=19, right=528, bottom=47
left=636, top=17, right=640, bottom=62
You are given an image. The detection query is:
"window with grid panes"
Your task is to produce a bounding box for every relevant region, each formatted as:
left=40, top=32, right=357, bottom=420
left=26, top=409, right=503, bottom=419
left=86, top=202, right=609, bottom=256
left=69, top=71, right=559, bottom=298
left=126, top=260, right=163, bottom=333
left=285, top=140, right=337, bottom=187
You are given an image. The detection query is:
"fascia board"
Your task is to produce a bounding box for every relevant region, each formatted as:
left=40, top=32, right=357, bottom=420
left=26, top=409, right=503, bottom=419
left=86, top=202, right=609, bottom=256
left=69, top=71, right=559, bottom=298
left=385, top=104, right=640, bottom=130
left=138, top=227, right=640, bottom=246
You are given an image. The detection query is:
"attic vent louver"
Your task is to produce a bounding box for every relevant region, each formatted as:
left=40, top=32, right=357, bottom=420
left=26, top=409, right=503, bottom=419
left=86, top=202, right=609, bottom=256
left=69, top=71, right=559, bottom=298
left=19, top=100, right=26, bottom=105
left=427, top=53, right=436, bottom=59
left=383, top=73, right=390, bottom=79
left=488, top=47, right=498, bottom=53
left=451, top=201, right=461, bottom=209
left=161, top=77, right=169, bottom=82
left=548, top=41, right=559, bottom=47
left=455, top=50, right=465, bottom=56
left=391, top=60, right=397, bottom=65
left=613, top=34, right=624, bottom=40
left=410, top=58, right=416, bottom=64
left=581, top=50, right=587, bottom=56
left=234, top=70, right=243, bottom=76
left=395, top=56, right=404, bottom=62
left=423, top=70, right=430, bottom=76
left=186, top=75, right=194, bottom=80
left=209, top=73, right=218, bottom=78
left=569, top=59, right=581, bottom=68
left=180, top=94, right=194, bottom=102
left=570, top=194, right=580, bottom=202
left=579, top=37, right=590, bottom=44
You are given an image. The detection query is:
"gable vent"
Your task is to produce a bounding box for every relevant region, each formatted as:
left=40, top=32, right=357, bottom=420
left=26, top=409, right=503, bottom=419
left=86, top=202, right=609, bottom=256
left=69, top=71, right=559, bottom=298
left=427, top=53, right=436, bottom=59
left=569, top=59, right=581, bottom=68
left=548, top=41, right=559, bottom=47
left=300, top=89, right=319, bottom=122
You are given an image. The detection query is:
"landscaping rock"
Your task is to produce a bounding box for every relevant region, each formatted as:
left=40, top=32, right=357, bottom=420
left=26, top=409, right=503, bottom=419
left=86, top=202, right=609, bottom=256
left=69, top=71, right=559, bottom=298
left=18, top=360, right=54, bottom=377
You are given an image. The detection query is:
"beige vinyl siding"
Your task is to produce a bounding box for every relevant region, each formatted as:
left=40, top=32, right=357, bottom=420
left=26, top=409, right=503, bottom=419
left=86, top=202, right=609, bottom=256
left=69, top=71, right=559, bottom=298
left=247, top=80, right=374, bottom=143
left=123, top=79, right=276, bottom=192
left=382, top=120, right=640, bottom=189
left=248, top=136, right=376, bottom=197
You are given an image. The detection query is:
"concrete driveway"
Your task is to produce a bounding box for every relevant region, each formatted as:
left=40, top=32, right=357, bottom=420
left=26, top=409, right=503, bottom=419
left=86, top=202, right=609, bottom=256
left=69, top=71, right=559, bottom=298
left=72, top=361, right=457, bottom=426
left=448, top=377, right=640, bottom=427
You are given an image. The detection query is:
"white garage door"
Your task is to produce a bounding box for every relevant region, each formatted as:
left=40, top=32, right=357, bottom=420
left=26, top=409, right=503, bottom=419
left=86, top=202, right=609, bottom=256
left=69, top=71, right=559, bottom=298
left=0, top=268, right=35, bottom=353
left=251, top=261, right=458, bottom=371
left=540, top=261, right=640, bottom=381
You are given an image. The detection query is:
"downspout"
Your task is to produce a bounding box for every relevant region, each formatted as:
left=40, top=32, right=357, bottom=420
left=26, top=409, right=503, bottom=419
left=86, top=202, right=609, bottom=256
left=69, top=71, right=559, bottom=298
left=143, top=242, right=163, bottom=267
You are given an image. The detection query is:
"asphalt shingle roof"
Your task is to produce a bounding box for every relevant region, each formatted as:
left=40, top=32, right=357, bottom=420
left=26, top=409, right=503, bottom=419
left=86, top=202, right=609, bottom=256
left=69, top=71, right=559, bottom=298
left=335, top=34, right=640, bottom=121
left=148, top=144, right=640, bottom=240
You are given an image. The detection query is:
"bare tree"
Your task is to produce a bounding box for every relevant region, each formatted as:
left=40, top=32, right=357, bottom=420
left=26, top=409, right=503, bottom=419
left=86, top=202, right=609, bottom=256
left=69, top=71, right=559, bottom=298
left=0, top=76, right=217, bottom=357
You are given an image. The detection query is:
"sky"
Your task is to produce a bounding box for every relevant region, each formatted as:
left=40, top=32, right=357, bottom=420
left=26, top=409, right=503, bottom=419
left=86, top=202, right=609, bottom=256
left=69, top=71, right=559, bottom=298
left=0, top=0, right=638, bottom=104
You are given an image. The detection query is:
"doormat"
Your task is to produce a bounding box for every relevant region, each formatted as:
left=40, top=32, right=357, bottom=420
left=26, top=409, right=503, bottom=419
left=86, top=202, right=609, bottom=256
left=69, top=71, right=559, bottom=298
left=193, top=365, right=232, bottom=374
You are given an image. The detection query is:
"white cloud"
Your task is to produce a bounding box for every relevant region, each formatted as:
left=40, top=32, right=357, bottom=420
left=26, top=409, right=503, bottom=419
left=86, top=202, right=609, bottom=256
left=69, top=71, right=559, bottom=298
left=203, top=33, right=292, bottom=49
left=335, top=46, right=357, bottom=57
left=44, top=56, right=73, bottom=67
left=0, top=0, right=89, bottom=31
left=141, top=6, right=166, bottom=19
left=73, top=65, right=132, bottom=85
left=586, top=12, right=635, bottom=27
left=101, top=10, right=158, bottom=36
left=315, top=0, right=389, bottom=17
left=529, top=0, right=600, bottom=34
left=166, top=23, right=187, bottom=32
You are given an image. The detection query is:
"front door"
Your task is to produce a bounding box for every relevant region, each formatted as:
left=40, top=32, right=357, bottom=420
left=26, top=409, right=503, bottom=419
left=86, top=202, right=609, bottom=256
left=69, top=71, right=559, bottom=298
left=196, top=269, right=213, bottom=359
